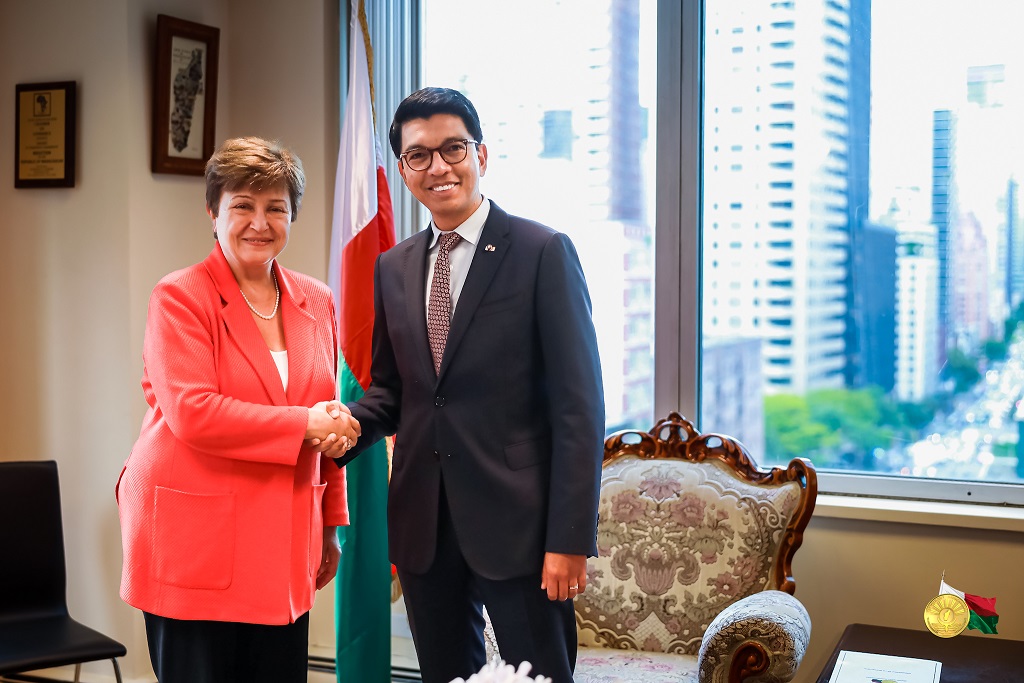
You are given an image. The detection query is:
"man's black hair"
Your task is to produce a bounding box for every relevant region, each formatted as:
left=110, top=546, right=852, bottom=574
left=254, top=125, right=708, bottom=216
left=389, top=87, right=484, bottom=158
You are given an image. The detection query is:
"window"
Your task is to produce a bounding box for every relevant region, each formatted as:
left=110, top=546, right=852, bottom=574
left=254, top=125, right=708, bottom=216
left=701, top=1, right=1024, bottom=503
left=421, top=0, right=657, bottom=434
left=384, top=0, right=1024, bottom=506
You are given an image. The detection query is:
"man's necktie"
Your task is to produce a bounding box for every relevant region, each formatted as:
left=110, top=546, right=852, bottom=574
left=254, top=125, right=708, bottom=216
left=427, top=232, right=462, bottom=375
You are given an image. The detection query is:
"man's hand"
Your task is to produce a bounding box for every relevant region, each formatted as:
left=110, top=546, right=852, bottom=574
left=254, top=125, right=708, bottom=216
left=540, top=552, right=588, bottom=601
left=316, top=526, right=342, bottom=590
left=319, top=412, right=362, bottom=459
left=305, top=401, right=361, bottom=454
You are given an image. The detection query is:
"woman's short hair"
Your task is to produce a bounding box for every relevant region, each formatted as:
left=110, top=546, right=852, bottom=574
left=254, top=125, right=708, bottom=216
left=205, top=137, right=305, bottom=221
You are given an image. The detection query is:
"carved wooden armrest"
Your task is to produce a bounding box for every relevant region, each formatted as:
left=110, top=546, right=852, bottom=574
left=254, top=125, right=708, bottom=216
left=696, top=590, right=812, bottom=683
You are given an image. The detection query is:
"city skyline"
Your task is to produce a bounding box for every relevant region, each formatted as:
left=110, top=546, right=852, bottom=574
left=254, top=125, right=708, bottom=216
left=870, top=0, right=1024, bottom=220
left=420, top=0, right=1024, bottom=482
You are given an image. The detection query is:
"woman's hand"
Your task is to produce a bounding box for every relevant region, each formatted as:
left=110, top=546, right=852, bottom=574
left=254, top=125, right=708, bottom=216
left=318, top=411, right=362, bottom=460
left=316, top=526, right=342, bottom=590
left=305, top=401, right=360, bottom=453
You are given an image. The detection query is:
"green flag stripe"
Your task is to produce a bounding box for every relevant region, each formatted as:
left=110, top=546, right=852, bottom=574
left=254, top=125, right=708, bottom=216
left=338, top=358, right=366, bottom=405
left=967, top=611, right=998, bottom=634
left=335, top=358, right=391, bottom=682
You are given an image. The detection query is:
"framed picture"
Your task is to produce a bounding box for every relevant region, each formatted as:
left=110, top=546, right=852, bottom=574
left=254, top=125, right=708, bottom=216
left=15, top=81, right=76, bottom=188
left=152, top=14, right=219, bottom=175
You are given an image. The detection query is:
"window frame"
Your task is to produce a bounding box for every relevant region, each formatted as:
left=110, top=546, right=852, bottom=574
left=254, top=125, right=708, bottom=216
left=665, top=0, right=1021, bottom=507
left=368, top=0, right=1023, bottom=507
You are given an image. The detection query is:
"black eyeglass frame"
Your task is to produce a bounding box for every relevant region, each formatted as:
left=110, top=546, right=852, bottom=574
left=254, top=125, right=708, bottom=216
left=398, top=139, right=480, bottom=171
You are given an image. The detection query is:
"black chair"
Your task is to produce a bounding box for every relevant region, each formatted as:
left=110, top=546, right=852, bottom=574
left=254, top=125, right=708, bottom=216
left=0, top=460, right=126, bottom=683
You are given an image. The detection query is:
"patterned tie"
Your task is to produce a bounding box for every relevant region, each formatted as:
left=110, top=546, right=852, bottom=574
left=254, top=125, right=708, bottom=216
left=427, top=232, right=462, bottom=375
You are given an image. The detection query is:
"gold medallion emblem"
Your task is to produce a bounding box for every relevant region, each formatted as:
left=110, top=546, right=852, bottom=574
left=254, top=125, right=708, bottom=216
left=923, top=593, right=969, bottom=638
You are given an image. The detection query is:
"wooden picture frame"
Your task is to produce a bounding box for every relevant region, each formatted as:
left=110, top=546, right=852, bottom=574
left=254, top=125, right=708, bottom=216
left=152, top=14, right=219, bottom=175
left=15, top=81, right=76, bottom=188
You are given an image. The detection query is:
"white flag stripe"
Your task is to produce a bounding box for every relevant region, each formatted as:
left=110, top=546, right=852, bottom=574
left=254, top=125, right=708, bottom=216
left=939, top=580, right=966, bottom=599
left=328, top=0, right=378, bottom=311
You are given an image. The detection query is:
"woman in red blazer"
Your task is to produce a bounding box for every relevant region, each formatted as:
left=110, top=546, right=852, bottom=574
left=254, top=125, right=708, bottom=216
left=116, top=137, right=360, bottom=683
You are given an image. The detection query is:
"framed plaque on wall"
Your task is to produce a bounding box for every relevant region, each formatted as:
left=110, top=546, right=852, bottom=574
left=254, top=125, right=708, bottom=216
left=152, top=14, right=219, bottom=175
left=15, top=81, right=76, bottom=188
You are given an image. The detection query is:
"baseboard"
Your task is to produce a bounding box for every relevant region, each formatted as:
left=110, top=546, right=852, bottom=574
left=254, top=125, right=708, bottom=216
left=2, top=626, right=418, bottom=683
left=1, top=659, right=421, bottom=683
left=0, top=670, right=139, bottom=683
left=392, top=610, right=413, bottom=638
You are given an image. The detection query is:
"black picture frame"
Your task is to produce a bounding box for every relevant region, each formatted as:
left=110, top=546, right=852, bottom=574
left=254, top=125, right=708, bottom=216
left=15, top=81, right=76, bottom=188
left=152, top=14, right=219, bottom=175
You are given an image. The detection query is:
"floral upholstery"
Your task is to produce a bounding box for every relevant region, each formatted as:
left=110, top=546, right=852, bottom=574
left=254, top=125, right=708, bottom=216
left=698, top=590, right=811, bottom=683
left=574, top=649, right=699, bottom=683
left=573, top=413, right=816, bottom=683
left=481, top=414, right=815, bottom=683
left=576, top=455, right=802, bottom=654
left=569, top=591, right=811, bottom=683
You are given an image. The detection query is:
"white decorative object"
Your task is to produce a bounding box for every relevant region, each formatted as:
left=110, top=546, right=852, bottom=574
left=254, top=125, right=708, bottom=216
left=449, top=660, right=552, bottom=683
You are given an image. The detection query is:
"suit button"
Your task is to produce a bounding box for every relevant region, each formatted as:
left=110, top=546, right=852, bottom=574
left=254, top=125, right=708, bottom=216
left=434, top=396, right=446, bottom=407
left=433, top=450, right=439, bottom=461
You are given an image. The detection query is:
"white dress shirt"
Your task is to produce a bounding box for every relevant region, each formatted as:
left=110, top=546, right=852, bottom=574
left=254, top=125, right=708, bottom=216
left=424, top=197, right=491, bottom=322
left=270, top=349, right=288, bottom=392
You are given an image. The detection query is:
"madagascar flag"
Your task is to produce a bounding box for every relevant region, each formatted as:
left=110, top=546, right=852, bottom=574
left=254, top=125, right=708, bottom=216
left=940, top=580, right=999, bottom=634
left=328, top=1, right=396, bottom=681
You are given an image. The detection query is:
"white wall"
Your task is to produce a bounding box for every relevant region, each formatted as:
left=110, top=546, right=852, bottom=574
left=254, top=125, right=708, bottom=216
left=1, top=2, right=1022, bottom=683
left=793, top=507, right=1024, bottom=681
left=0, top=0, right=336, bottom=679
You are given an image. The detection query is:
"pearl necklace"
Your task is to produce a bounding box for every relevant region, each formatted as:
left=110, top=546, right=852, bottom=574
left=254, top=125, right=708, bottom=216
left=240, top=270, right=280, bottom=320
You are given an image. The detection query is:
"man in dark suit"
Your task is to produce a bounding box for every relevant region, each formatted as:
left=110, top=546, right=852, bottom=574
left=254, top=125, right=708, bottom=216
left=338, top=87, right=604, bottom=683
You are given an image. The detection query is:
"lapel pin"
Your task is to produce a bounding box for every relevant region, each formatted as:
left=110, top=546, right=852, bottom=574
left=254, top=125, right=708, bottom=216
left=485, top=244, right=496, bottom=252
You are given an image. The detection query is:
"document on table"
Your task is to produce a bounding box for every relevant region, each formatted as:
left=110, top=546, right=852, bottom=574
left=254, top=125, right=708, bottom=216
left=828, top=650, right=941, bottom=683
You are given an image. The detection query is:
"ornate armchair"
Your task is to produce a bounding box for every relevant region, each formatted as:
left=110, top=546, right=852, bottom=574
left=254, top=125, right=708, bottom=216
left=572, top=412, right=817, bottom=683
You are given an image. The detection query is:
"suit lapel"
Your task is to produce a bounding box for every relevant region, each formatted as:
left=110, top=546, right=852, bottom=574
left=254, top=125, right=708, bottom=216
left=439, top=202, right=511, bottom=380
left=203, top=246, right=288, bottom=406
left=276, top=263, right=316, bottom=404
left=403, top=229, right=436, bottom=379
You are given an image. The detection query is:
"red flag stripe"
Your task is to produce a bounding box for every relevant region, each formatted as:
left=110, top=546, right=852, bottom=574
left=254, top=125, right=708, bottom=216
left=964, top=593, right=999, bottom=618
left=339, top=165, right=395, bottom=389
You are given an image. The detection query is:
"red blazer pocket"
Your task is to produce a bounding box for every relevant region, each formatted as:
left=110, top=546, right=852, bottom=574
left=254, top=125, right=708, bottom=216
left=153, top=486, right=235, bottom=590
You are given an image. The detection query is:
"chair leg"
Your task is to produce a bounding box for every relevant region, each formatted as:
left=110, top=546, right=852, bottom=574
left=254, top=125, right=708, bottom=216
left=111, top=658, right=124, bottom=683
left=73, top=664, right=81, bottom=683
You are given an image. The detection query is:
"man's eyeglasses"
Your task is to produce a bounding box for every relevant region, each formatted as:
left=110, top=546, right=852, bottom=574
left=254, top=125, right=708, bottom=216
left=399, top=139, right=479, bottom=171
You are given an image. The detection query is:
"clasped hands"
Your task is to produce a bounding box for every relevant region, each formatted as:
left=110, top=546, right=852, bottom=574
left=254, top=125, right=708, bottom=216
left=305, top=400, right=361, bottom=459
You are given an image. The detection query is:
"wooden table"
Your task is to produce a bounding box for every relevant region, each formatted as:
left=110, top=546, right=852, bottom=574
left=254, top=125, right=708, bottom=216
left=815, top=623, right=1023, bottom=683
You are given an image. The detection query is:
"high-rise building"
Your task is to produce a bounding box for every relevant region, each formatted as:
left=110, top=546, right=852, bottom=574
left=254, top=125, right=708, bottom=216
left=951, top=64, right=1023, bottom=344
left=894, top=222, right=940, bottom=402
left=424, top=0, right=655, bottom=430
left=844, top=0, right=873, bottom=389
left=952, top=213, right=992, bottom=349
left=704, top=0, right=859, bottom=395
left=931, top=109, right=958, bottom=364
left=1005, top=178, right=1023, bottom=310
left=701, top=337, right=765, bottom=457
left=967, top=64, right=1008, bottom=108
left=858, top=222, right=897, bottom=393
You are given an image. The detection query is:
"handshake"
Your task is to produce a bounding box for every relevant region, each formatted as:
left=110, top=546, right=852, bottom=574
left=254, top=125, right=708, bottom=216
left=305, top=400, right=362, bottom=459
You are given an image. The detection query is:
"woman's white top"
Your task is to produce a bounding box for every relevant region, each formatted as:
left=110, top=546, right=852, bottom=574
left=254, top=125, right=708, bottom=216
left=270, top=349, right=288, bottom=392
